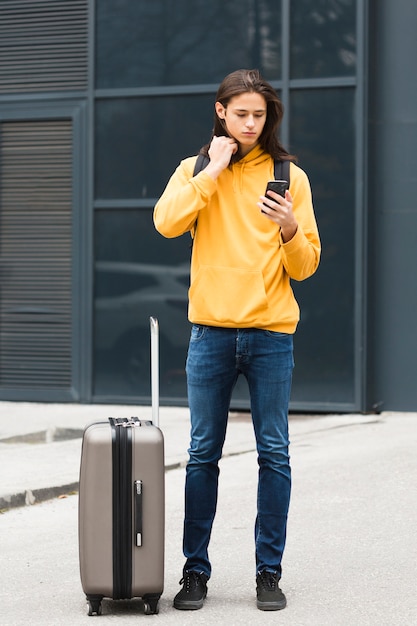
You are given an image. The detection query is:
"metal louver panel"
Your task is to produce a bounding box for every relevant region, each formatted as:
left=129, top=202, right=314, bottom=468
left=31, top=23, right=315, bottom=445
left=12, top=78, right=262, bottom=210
left=0, top=120, right=73, bottom=389
left=0, top=0, right=88, bottom=94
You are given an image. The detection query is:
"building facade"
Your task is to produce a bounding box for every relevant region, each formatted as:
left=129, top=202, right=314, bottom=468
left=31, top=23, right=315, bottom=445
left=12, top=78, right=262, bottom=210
left=0, top=0, right=415, bottom=412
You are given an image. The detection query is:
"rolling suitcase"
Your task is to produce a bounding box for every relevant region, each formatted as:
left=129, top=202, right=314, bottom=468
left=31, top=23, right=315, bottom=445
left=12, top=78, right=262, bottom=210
left=78, top=317, right=164, bottom=616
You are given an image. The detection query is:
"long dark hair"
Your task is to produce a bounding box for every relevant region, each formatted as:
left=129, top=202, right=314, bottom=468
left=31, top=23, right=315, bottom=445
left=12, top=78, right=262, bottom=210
left=200, top=68, right=296, bottom=163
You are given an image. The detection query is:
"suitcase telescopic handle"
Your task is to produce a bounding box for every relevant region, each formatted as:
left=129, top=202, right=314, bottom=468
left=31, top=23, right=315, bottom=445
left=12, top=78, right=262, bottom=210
left=150, top=317, right=159, bottom=428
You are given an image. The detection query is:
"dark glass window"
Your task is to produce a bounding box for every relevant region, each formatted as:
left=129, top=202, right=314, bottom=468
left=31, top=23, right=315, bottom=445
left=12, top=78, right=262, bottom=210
left=93, top=209, right=191, bottom=400
left=92, top=0, right=361, bottom=410
left=95, top=0, right=282, bottom=89
left=93, top=88, right=357, bottom=407
left=95, top=94, right=214, bottom=200
left=290, top=88, right=356, bottom=404
left=290, top=1, right=356, bottom=78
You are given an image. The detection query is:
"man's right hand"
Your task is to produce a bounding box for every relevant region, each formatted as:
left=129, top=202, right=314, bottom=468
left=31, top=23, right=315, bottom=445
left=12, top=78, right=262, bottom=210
left=204, top=136, right=238, bottom=180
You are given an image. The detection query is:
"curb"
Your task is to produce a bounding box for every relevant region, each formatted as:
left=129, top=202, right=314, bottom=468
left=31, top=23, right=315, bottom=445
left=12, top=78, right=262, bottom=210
left=0, top=482, right=79, bottom=512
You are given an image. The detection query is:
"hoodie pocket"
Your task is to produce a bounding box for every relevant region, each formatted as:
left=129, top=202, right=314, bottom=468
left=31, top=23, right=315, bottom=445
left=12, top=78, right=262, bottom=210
left=189, top=265, right=270, bottom=326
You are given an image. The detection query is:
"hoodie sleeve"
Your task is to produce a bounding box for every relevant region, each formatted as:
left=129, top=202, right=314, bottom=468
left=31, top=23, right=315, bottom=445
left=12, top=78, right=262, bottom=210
left=280, top=164, right=321, bottom=281
left=154, top=157, right=217, bottom=239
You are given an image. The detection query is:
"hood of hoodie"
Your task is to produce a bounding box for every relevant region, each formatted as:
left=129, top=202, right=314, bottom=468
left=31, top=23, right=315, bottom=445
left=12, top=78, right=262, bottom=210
left=230, top=144, right=273, bottom=193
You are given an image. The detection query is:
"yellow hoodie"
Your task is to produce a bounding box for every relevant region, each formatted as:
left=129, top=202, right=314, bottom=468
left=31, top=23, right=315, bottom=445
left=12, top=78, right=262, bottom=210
left=154, top=145, right=320, bottom=333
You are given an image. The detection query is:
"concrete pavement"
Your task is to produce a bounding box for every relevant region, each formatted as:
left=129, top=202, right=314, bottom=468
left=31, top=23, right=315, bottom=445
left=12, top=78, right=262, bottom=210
left=1, top=403, right=417, bottom=624
left=0, top=401, right=264, bottom=510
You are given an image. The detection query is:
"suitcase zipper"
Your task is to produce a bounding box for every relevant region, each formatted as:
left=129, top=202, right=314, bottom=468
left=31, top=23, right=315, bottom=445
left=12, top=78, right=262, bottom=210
left=110, top=418, right=133, bottom=600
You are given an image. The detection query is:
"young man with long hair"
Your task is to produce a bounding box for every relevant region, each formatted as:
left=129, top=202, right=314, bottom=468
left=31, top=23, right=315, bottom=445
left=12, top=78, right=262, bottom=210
left=154, top=69, right=320, bottom=611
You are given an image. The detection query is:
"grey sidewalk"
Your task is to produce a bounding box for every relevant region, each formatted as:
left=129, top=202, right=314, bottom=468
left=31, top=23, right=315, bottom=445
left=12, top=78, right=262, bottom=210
left=0, top=400, right=384, bottom=511
left=1, top=405, right=417, bottom=625
left=0, top=401, right=263, bottom=509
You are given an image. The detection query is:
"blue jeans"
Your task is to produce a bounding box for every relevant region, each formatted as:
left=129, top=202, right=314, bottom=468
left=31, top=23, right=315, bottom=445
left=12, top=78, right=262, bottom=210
left=183, top=325, right=294, bottom=579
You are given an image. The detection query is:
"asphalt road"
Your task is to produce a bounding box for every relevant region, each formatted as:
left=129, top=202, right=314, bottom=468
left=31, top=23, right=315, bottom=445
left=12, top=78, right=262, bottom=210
left=1, top=412, right=417, bottom=625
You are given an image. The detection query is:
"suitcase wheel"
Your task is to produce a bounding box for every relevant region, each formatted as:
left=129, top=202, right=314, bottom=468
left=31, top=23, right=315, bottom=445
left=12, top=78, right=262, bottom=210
left=143, top=594, right=160, bottom=615
left=86, top=596, right=103, bottom=616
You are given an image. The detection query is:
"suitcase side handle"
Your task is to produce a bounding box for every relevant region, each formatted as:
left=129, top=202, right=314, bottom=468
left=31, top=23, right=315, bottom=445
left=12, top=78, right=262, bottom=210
left=134, top=480, right=143, bottom=547
left=150, top=317, right=159, bottom=428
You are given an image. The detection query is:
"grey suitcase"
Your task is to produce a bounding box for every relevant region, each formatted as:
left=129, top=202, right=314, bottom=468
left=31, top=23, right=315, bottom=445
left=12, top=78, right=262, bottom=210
left=78, top=317, right=164, bottom=616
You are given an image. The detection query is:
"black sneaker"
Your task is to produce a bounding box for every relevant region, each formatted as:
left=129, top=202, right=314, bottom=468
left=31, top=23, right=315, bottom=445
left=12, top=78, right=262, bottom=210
left=256, top=570, right=287, bottom=611
left=173, top=570, right=208, bottom=610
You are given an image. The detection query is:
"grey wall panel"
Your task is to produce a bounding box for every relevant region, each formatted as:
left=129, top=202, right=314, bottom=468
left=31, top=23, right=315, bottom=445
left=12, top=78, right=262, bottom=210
left=0, top=0, right=88, bottom=94
left=0, top=120, right=73, bottom=390
left=368, top=0, right=417, bottom=410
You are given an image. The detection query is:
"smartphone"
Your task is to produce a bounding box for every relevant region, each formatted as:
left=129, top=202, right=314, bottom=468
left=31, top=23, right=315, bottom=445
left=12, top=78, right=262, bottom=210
left=262, top=179, right=289, bottom=213
left=265, top=179, right=289, bottom=198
